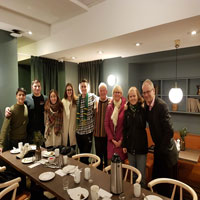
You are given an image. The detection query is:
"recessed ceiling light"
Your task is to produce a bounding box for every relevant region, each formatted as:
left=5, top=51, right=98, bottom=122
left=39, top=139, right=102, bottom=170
left=191, top=30, right=197, bottom=35
left=28, top=31, right=32, bottom=35
left=97, top=50, right=103, bottom=54
left=135, top=43, right=141, bottom=47
left=72, top=56, right=76, bottom=60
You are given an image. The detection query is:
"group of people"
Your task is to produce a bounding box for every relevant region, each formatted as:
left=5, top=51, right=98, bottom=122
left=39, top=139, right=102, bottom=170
left=0, top=78, right=178, bottom=196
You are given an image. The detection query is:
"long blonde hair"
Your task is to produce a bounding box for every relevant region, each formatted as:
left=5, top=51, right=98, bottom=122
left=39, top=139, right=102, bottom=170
left=127, top=86, right=144, bottom=104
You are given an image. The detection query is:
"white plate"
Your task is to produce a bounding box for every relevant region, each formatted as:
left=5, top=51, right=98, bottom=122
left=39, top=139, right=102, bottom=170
left=42, top=151, right=55, bottom=158
left=21, top=157, right=34, bottom=164
left=63, top=165, right=77, bottom=174
left=39, top=172, right=55, bottom=181
left=10, top=149, right=20, bottom=154
left=146, top=195, right=163, bottom=200
left=68, top=187, right=89, bottom=200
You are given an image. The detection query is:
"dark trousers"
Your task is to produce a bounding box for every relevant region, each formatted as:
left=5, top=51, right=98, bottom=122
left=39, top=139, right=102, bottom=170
left=152, top=152, right=178, bottom=198
left=94, top=136, right=108, bottom=170
left=76, top=132, right=93, bottom=164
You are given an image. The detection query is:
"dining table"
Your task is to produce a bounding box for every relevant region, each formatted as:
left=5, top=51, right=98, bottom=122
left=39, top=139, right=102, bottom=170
left=0, top=150, right=170, bottom=200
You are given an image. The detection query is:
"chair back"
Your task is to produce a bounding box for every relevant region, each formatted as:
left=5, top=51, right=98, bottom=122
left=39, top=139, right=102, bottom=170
left=0, top=177, right=21, bottom=200
left=103, top=163, right=142, bottom=184
left=148, top=178, right=198, bottom=200
left=72, top=153, right=101, bottom=168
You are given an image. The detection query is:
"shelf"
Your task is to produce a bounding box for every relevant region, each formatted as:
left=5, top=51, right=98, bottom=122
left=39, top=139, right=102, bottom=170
left=140, top=77, right=200, bottom=115
left=187, top=95, right=200, bottom=97
left=169, top=111, right=200, bottom=115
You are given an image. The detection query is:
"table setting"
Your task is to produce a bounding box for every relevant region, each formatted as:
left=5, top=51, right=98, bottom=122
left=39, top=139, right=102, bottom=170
left=3, top=144, right=170, bottom=200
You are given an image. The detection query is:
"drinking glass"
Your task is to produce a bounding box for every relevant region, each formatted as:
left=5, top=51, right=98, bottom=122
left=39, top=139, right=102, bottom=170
left=133, top=183, right=141, bottom=197
left=84, top=167, right=91, bottom=180
left=63, top=176, right=69, bottom=191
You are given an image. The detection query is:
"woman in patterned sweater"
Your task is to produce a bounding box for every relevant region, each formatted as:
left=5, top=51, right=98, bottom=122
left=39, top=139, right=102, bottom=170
left=44, top=89, right=64, bottom=147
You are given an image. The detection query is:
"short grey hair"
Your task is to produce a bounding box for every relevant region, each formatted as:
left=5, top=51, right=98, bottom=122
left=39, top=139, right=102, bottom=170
left=112, top=85, right=123, bottom=96
left=98, top=82, right=107, bottom=90
left=142, top=79, right=154, bottom=89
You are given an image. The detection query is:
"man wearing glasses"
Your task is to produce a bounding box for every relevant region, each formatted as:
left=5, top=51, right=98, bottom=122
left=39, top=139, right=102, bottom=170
left=142, top=79, right=178, bottom=197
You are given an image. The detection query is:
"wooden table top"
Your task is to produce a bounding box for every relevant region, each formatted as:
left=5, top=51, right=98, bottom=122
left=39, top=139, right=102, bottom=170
left=0, top=150, right=170, bottom=200
left=179, top=148, right=200, bottom=163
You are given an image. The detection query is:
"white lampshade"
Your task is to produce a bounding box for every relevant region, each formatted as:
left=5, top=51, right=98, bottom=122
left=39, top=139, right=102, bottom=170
left=107, top=74, right=116, bottom=86
left=169, top=87, right=183, bottom=104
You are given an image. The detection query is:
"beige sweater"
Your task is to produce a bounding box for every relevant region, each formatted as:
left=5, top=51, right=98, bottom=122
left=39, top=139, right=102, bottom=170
left=62, top=99, right=77, bottom=146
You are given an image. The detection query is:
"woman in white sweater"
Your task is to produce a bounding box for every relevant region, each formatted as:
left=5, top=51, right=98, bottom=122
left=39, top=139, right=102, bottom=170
left=62, top=83, right=77, bottom=149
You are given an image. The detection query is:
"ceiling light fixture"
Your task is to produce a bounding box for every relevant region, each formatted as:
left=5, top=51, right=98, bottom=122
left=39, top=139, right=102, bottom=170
left=169, top=39, right=183, bottom=104
left=135, top=43, right=141, bottom=47
left=10, top=29, right=23, bottom=38
left=107, top=74, right=116, bottom=86
left=97, top=50, right=103, bottom=54
left=28, top=31, right=32, bottom=35
left=191, top=30, right=197, bottom=35
left=71, top=56, right=76, bottom=60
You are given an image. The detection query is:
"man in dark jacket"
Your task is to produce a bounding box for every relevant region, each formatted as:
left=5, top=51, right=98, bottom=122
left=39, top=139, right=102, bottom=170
left=142, top=79, right=178, bottom=197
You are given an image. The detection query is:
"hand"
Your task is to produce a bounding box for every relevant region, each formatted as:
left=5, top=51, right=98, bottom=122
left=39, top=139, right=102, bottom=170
left=123, top=148, right=127, bottom=153
left=5, top=107, right=11, bottom=117
left=112, top=139, right=117, bottom=146
left=116, top=140, right=122, bottom=148
left=112, top=139, right=121, bottom=148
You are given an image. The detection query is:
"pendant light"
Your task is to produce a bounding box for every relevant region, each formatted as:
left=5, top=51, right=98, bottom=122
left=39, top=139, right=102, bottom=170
left=169, top=40, right=183, bottom=104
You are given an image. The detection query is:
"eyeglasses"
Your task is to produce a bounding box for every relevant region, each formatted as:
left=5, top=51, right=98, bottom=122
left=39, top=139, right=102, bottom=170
left=114, top=91, right=121, bottom=94
left=142, top=89, right=153, bottom=95
left=66, top=89, right=72, bottom=92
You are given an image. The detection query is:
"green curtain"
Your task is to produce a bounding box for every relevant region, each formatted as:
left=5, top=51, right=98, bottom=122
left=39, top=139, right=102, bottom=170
left=31, top=56, right=65, bottom=96
left=78, top=60, right=102, bottom=94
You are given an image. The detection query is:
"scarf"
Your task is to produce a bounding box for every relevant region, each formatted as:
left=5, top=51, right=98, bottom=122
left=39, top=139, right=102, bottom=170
left=129, top=103, right=140, bottom=113
left=76, top=93, right=88, bottom=126
left=111, top=98, right=122, bottom=131
left=46, top=102, right=63, bottom=136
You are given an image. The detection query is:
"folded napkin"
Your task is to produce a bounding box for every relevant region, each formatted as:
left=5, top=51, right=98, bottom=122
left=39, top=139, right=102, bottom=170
left=98, top=188, right=112, bottom=198
left=29, top=162, right=41, bottom=168
left=55, top=169, right=66, bottom=177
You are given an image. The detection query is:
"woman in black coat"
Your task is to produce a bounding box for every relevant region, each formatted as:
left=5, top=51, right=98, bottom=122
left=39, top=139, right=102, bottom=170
left=122, top=87, right=148, bottom=187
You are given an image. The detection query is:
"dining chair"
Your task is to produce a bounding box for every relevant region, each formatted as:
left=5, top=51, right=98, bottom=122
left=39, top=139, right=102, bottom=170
left=148, top=178, right=198, bottom=200
left=103, top=163, right=142, bottom=184
left=0, top=176, right=21, bottom=200
left=0, top=166, right=31, bottom=200
left=72, top=153, right=101, bottom=168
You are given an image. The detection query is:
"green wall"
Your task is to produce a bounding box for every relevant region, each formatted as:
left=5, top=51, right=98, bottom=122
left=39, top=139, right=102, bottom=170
left=101, top=46, right=200, bottom=134
left=0, top=30, right=18, bottom=127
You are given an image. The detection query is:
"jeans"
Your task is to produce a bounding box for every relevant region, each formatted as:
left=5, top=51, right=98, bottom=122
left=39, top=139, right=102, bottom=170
left=128, top=152, right=147, bottom=187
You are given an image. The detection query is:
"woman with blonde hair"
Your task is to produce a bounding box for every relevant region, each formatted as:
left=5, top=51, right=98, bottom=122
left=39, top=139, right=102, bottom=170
left=105, top=85, right=127, bottom=162
left=44, top=89, right=64, bottom=147
left=122, top=86, right=148, bottom=187
left=62, top=83, right=77, bottom=149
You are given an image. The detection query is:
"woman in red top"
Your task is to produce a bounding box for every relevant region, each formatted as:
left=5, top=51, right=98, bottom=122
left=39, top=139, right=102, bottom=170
left=104, top=85, right=127, bottom=162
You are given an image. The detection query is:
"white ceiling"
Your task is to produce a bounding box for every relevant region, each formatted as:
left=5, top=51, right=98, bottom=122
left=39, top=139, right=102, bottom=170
left=0, top=0, right=200, bottom=63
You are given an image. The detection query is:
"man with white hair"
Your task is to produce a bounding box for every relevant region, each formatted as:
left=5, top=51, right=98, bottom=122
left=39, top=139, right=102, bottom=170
left=94, top=82, right=109, bottom=170
left=142, top=79, right=178, bottom=197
